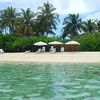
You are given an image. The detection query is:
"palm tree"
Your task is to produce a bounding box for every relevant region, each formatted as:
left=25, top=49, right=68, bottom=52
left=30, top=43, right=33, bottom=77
left=37, top=1, right=59, bottom=36
left=0, top=6, right=19, bottom=34
left=16, top=8, right=36, bottom=36
left=82, top=19, right=96, bottom=33
left=0, top=19, right=3, bottom=33
left=62, top=14, right=82, bottom=39
left=96, top=20, right=100, bottom=32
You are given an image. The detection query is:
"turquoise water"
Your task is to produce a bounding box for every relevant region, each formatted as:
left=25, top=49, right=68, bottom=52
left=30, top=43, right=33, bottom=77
left=0, top=63, right=100, bottom=100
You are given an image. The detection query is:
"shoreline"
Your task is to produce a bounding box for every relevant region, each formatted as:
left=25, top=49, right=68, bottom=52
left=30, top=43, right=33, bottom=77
left=0, top=52, right=100, bottom=63
left=0, top=61, right=100, bottom=65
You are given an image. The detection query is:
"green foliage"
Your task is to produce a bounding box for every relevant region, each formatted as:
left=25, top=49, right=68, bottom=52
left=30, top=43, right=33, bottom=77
left=0, top=2, right=59, bottom=37
left=82, top=19, right=96, bottom=33
left=74, top=32, right=100, bottom=51
left=62, top=14, right=82, bottom=39
left=0, top=33, right=100, bottom=52
left=37, top=1, right=59, bottom=36
left=0, top=6, right=19, bottom=34
left=0, top=35, right=57, bottom=52
left=0, top=3, right=100, bottom=52
left=16, top=8, right=36, bottom=36
left=0, top=34, right=4, bottom=48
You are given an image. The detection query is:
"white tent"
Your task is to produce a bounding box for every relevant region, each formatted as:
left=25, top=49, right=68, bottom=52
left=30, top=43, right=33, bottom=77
left=65, top=41, right=80, bottom=45
left=34, top=41, right=47, bottom=46
left=49, top=41, right=63, bottom=45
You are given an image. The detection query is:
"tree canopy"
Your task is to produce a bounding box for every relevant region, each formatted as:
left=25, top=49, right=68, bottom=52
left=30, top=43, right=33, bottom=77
left=0, top=2, right=100, bottom=39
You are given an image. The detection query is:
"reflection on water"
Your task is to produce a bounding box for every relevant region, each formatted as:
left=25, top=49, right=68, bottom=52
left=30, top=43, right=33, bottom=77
left=0, top=63, right=100, bottom=100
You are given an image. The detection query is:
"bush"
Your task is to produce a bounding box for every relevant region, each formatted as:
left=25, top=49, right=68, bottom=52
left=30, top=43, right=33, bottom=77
left=0, top=33, right=100, bottom=52
left=74, top=32, right=100, bottom=51
left=0, top=35, right=57, bottom=52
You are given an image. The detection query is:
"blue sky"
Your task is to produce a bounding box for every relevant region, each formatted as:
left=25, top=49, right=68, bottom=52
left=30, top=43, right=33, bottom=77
left=0, top=0, right=100, bottom=36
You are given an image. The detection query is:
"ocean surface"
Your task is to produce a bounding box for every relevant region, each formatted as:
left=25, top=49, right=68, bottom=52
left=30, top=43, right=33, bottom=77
left=0, top=63, right=100, bottom=100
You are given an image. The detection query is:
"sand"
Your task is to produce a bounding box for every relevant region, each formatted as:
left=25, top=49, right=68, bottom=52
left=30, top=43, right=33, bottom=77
left=0, top=52, right=100, bottom=63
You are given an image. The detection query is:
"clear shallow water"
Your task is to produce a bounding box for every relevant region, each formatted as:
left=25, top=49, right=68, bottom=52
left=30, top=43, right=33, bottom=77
left=0, top=63, right=100, bottom=100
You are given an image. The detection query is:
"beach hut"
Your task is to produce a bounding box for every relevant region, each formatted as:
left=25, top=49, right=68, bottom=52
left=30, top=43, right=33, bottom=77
left=34, top=41, right=47, bottom=46
left=49, top=41, right=63, bottom=45
left=34, top=41, right=47, bottom=52
left=65, top=41, right=80, bottom=51
left=49, top=41, right=63, bottom=52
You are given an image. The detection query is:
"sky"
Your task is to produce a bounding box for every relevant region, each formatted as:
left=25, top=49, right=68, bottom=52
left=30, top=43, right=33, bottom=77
left=0, top=0, right=100, bottom=35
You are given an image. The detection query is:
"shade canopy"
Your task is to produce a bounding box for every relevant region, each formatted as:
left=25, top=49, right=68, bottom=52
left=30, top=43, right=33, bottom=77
left=49, top=41, right=63, bottom=45
left=34, top=41, right=47, bottom=46
left=65, top=41, right=80, bottom=45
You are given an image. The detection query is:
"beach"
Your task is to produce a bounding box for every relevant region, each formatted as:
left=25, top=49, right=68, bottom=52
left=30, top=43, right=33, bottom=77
left=0, top=52, right=100, bottom=63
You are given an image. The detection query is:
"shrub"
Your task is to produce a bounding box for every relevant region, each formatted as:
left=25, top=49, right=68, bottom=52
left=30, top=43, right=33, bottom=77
left=74, top=32, right=100, bottom=51
left=0, top=35, right=57, bottom=52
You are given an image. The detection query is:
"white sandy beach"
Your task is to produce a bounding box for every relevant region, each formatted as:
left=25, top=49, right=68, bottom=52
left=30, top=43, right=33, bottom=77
left=0, top=52, right=100, bottom=63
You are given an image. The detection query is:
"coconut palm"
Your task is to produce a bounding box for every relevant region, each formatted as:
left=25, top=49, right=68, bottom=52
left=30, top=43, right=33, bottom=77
left=0, top=6, right=19, bottom=34
left=62, top=14, right=82, bottom=39
left=16, top=8, right=36, bottom=36
left=82, top=19, right=96, bottom=33
left=96, top=20, right=100, bottom=32
left=0, top=19, right=3, bottom=33
left=37, top=1, right=59, bottom=36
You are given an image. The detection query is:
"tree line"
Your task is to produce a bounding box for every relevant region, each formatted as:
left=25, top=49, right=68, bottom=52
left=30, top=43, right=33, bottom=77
left=0, top=2, right=59, bottom=37
left=62, top=14, right=100, bottom=39
left=0, top=1, right=100, bottom=39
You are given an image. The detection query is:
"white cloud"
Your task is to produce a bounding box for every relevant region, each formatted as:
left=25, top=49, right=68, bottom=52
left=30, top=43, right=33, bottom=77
left=84, top=0, right=100, bottom=11
left=11, top=0, right=43, bottom=11
left=66, top=0, right=89, bottom=14
left=48, top=0, right=99, bottom=15
left=86, top=12, right=100, bottom=20
left=49, top=0, right=69, bottom=15
left=0, top=0, right=100, bottom=19
left=0, top=0, right=11, bottom=2
left=48, top=0, right=91, bottom=15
